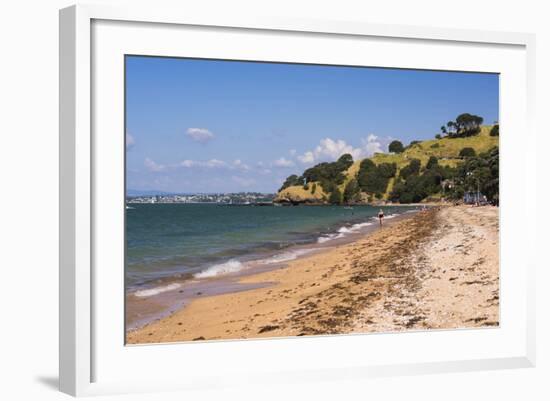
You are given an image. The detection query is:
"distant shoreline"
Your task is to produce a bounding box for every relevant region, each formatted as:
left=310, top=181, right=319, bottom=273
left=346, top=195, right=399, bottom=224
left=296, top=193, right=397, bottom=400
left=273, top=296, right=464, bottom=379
left=126, top=199, right=441, bottom=206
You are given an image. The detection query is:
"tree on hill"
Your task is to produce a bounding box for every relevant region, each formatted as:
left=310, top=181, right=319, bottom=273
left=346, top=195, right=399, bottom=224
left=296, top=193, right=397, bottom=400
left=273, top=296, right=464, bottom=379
left=343, top=178, right=360, bottom=204
left=390, top=161, right=454, bottom=203
left=279, top=174, right=304, bottom=192
left=450, top=147, right=499, bottom=203
left=390, top=176, right=428, bottom=203
left=444, top=113, right=484, bottom=138
left=490, top=124, right=499, bottom=137
left=301, top=153, right=354, bottom=192
left=399, top=158, right=421, bottom=179
left=359, top=158, right=376, bottom=171
left=459, top=147, right=476, bottom=158
left=329, top=188, right=342, bottom=205
left=389, top=140, right=405, bottom=153
left=357, top=160, right=397, bottom=196
left=426, top=156, right=439, bottom=170
left=336, top=153, right=354, bottom=169
left=481, top=147, right=499, bottom=202
left=406, top=140, right=421, bottom=149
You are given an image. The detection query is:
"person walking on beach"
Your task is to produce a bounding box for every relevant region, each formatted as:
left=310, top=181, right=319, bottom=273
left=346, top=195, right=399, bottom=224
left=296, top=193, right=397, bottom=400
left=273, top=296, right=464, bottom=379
left=378, top=209, right=384, bottom=226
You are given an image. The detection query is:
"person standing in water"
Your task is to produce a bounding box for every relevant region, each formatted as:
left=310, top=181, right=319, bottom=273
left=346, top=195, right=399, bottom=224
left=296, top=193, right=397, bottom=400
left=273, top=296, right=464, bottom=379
left=378, top=209, right=384, bottom=226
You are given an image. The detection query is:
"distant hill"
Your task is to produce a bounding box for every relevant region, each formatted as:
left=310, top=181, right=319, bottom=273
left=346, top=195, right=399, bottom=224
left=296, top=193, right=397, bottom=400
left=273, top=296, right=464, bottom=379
left=276, top=125, right=498, bottom=204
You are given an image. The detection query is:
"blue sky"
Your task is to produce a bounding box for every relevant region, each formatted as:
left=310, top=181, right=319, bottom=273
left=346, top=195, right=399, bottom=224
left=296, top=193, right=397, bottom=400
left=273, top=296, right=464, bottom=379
left=125, top=56, right=499, bottom=194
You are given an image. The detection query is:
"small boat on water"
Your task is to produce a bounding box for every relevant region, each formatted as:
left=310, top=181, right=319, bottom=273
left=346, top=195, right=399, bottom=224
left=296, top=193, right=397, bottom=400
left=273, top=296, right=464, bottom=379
left=126, top=205, right=134, bottom=210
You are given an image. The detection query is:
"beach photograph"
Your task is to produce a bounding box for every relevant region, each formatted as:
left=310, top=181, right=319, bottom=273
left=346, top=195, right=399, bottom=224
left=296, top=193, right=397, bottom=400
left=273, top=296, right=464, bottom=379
left=124, top=56, right=499, bottom=344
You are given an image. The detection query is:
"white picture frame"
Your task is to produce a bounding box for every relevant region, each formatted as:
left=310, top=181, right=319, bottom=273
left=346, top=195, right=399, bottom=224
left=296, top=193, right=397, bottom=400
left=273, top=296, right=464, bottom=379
left=59, top=4, right=536, bottom=397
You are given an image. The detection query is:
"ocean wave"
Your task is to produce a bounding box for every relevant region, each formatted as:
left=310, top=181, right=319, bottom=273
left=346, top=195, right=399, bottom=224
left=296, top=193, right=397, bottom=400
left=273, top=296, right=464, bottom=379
left=186, top=213, right=405, bottom=280
left=337, top=226, right=352, bottom=234
left=194, top=248, right=321, bottom=279
left=318, top=233, right=342, bottom=243
left=350, top=222, right=373, bottom=230
left=193, top=259, right=246, bottom=279
left=134, top=282, right=181, bottom=297
left=318, top=221, right=374, bottom=243
left=259, top=248, right=317, bottom=264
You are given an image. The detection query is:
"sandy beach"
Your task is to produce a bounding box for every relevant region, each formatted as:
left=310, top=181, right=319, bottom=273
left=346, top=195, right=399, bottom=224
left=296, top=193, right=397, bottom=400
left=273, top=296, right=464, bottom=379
left=126, top=205, right=499, bottom=344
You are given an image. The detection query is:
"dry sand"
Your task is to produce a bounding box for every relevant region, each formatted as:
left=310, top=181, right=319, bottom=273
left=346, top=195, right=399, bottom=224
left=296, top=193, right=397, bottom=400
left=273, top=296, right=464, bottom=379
left=126, top=205, right=499, bottom=344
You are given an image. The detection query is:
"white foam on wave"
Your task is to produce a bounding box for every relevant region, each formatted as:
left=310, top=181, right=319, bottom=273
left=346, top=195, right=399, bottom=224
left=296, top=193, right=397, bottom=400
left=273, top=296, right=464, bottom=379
left=338, top=226, right=353, bottom=234
left=259, top=248, right=317, bottom=264
left=350, top=222, right=373, bottom=230
left=194, top=248, right=320, bottom=279
left=318, top=232, right=347, bottom=243
left=134, top=282, right=181, bottom=298
left=319, top=220, right=374, bottom=243
left=194, top=259, right=245, bottom=279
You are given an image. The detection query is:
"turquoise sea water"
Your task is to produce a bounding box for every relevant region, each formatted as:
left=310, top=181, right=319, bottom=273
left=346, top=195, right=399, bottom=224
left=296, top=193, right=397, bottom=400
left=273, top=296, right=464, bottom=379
left=126, top=204, right=416, bottom=291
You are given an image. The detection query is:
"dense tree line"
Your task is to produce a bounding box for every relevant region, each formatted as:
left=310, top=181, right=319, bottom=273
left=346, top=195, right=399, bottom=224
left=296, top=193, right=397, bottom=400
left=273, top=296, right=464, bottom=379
left=357, top=159, right=397, bottom=198
left=389, top=148, right=499, bottom=204
left=279, top=154, right=355, bottom=202
left=399, top=158, right=421, bottom=179
left=343, top=178, right=360, bottom=204
left=279, top=174, right=304, bottom=192
left=448, top=147, right=499, bottom=203
left=302, top=153, right=354, bottom=190
left=390, top=157, right=455, bottom=203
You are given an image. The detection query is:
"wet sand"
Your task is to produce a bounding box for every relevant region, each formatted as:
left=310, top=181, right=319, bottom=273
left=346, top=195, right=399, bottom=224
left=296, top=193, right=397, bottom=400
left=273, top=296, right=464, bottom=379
left=126, top=205, right=499, bottom=344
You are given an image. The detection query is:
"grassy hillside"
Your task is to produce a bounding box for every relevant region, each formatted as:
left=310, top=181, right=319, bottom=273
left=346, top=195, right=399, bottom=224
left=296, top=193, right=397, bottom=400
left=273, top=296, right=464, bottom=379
left=276, top=125, right=498, bottom=203
left=370, top=125, right=497, bottom=169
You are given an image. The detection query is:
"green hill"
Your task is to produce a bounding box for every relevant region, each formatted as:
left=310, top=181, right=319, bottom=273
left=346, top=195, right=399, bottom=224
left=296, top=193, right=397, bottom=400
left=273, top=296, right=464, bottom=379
left=276, top=125, right=498, bottom=204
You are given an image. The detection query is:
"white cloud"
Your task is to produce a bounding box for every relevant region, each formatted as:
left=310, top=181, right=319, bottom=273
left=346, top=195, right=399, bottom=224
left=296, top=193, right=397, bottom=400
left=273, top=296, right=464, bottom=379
left=296, top=135, right=389, bottom=165
left=297, top=151, right=315, bottom=164
left=233, top=159, right=250, bottom=171
left=289, top=149, right=297, bottom=156
left=126, top=132, right=135, bottom=149
left=362, top=134, right=383, bottom=156
left=297, top=138, right=361, bottom=164
left=205, top=159, right=226, bottom=168
left=185, top=128, right=214, bottom=143
left=144, top=157, right=165, bottom=172
left=273, top=157, right=295, bottom=168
